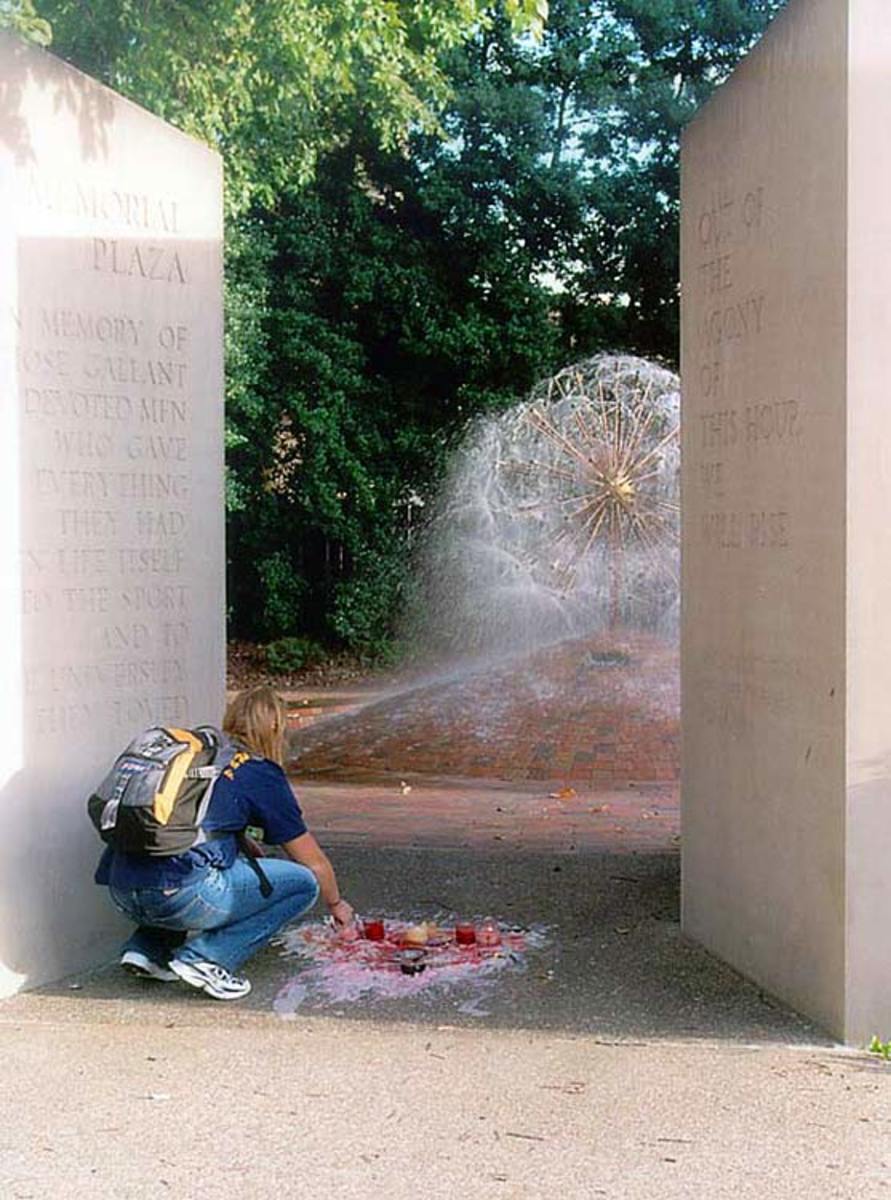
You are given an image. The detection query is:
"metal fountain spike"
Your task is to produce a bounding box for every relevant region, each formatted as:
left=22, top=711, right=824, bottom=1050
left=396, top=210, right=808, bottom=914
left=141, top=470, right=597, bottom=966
left=505, top=361, right=679, bottom=624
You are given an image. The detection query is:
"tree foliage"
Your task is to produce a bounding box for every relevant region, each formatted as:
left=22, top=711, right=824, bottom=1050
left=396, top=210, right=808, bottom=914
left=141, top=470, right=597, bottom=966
left=548, top=0, right=784, bottom=355
left=223, top=139, right=564, bottom=646
left=18, top=1, right=783, bottom=654
left=412, top=0, right=784, bottom=363
left=0, top=0, right=51, bottom=44
left=23, top=0, right=548, bottom=213
left=222, top=1, right=783, bottom=649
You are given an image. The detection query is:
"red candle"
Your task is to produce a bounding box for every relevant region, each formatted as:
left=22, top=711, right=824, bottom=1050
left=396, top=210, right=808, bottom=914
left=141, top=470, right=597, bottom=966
left=363, top=918, right=385, bottom=942
left=455, top=921, right=476, bottom=946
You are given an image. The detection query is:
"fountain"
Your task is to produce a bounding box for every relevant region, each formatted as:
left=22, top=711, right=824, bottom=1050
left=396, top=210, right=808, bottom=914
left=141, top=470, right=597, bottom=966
left=291, top=355, right=680, bottom=788
left=407, top=353, right=680, bottom=661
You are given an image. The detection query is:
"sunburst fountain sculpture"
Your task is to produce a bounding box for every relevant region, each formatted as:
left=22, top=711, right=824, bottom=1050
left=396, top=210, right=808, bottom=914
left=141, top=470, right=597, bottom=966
left=409, top=354, right=680, bottom=660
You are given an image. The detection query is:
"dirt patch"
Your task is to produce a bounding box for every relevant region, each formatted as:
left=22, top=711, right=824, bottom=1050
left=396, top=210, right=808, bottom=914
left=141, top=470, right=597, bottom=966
left=227, top=640, right=374, bottom=692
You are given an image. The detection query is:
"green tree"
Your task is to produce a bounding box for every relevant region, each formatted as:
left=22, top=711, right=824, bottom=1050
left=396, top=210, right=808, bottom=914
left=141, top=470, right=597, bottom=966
left=227, top=0, right=782, bottom=649
left=11, top=1, right=783, bottom=655
left=16, top=0, right=549, bottom=651
left=0, top=0, right=51, bottom=43
left=224, top=138, right=564, bottom=646
left=413, top=0, right=784, bottom=363
left=562, top=0, right=785, bottom=357
left=20, top=0, right=548, bottom=213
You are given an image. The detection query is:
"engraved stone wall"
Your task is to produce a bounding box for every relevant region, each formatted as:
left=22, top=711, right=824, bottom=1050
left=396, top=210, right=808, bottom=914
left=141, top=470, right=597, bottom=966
left=0, top=35, right=224, bottom=992
left=682, top=0, right=891, bottom=1041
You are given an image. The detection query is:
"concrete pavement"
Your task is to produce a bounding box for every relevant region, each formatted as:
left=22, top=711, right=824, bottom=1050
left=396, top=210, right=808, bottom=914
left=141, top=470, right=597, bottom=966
left=0, top=1005, right=887, bottom=1199
left=2, top=840, right=890, bottom=1197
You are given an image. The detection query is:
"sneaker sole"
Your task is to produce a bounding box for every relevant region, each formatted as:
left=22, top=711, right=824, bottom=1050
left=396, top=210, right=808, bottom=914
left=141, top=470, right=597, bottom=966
left=169, top=958, right=252, bottom=1001
left=120, top=954, right=177, bottom=983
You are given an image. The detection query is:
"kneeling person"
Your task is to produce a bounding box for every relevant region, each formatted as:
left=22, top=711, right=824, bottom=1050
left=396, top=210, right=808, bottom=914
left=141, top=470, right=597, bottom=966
left=94, top=686, right=354, bottom=1000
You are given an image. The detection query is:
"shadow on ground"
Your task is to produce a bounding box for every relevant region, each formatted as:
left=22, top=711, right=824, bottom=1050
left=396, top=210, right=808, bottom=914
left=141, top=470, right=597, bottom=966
left=14, top=845, right=828, bottom=1046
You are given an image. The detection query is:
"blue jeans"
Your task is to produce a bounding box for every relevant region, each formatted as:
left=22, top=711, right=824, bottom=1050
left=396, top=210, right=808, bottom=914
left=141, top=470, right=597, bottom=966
left=110, top=857, right=320, bottom=973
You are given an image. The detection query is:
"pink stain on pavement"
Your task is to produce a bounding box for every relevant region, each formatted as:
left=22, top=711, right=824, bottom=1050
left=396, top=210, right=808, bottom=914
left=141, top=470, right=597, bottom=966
left=273, top=918, right=548, bottom=1018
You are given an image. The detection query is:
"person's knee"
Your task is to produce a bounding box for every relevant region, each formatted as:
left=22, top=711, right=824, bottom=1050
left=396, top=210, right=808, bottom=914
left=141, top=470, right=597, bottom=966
left=274, top=861, right=320, bottom=909
left=296, top=865, right=320, bottom=907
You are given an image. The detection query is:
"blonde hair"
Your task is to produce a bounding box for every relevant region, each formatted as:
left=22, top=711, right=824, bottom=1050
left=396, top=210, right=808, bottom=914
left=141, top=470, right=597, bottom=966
left=223, top=686, right=287, bottom=765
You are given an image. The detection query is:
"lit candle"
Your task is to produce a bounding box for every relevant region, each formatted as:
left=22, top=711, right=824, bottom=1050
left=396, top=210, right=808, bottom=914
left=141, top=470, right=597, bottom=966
left=455, top=921, right=476, bottom=946
left=477, top=918, right=501, bottom=948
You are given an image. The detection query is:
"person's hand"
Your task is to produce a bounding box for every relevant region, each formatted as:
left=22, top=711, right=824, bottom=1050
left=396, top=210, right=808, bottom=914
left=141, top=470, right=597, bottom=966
left=329, top=898, right=355, bottom=929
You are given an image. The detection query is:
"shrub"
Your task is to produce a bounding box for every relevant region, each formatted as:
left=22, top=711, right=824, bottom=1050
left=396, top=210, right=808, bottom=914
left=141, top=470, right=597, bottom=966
left=329, top=547, right=408, bottom=662
left=256, top=552, right=308, bottom=641
left=264, top=636, right=322, bottom=675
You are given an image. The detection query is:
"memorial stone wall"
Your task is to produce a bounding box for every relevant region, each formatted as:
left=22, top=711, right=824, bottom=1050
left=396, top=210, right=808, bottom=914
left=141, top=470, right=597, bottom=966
left=681, top=0, right=891, bottom=1042
left=0, top=34, right=224, bottom=992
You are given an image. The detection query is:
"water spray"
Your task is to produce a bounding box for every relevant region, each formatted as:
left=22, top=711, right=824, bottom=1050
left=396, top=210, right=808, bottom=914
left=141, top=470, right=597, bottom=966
left=409, top=354, right=680, bottom=661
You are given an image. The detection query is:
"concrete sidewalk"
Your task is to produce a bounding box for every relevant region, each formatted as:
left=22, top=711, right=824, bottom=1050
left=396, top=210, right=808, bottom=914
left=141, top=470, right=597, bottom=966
left=0, top=1013, right=887, bottom=1200
left=2, top=843, right=889, bottom=1198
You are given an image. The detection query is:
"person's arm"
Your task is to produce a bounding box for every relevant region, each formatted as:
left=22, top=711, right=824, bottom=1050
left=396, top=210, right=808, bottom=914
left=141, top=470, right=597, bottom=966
left=281, top=831, right=354, bottom=928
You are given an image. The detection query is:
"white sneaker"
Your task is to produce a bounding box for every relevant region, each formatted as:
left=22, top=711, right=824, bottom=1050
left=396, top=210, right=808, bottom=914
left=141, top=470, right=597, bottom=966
left=169, top=957, right=252, bottom=1000
left=121, top=950, right=177, bottom=983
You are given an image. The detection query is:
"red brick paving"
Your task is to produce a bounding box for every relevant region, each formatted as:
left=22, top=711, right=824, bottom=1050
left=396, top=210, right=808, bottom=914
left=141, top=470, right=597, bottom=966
left=289, top=633, right=679, bottom=789
left=283, top=632, right=680, bottom=855
left=291, top=774, right=680, bottom=855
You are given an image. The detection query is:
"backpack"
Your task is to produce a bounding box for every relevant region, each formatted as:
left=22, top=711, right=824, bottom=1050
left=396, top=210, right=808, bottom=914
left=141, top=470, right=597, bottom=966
left=87, top=725, right=238, bottom=857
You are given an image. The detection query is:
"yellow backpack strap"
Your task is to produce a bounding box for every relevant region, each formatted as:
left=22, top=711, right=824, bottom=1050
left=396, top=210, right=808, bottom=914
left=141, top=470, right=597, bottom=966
left=152, top=727, right=202, bottom=826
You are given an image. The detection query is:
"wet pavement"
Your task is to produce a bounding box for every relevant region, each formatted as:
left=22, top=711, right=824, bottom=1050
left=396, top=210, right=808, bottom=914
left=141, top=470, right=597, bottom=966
left=5, top=659, right=890, bottom=1199
left=289, top=633, right=679, bottom=788
left=295, top=775, right=680, bottom=855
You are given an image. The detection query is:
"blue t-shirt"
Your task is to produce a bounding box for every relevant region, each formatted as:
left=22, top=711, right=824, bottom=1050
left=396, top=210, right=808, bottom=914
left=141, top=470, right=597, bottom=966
left=95, top=755, right=307, bottom=890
